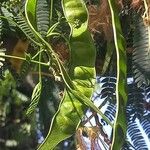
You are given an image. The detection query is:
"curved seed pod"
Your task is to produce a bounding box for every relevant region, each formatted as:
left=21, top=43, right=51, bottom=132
left=38, top=0, right=96, bottom=149
left=108, top=0, right=127, bottom=149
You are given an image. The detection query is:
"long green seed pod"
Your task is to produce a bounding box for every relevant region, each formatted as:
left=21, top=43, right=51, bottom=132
left=38, top=0, right=96, bottom=149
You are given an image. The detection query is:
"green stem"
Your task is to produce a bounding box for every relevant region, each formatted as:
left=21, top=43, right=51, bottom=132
left=38, top=47, right=42, bottom=83
left=25, top=4, right=75, bottom=89
left=47, top=32, right=70, bottom=45
left=32, top=49, right=45, bottom=59
left=0, top=54, right=49, bottom=66
left=50, top=0, right=54, bottom=24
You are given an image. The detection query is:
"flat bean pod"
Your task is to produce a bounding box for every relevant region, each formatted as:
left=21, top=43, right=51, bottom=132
left=38, top=0, right=96, bottom=149
left=108, top=0, right=127, bottom=149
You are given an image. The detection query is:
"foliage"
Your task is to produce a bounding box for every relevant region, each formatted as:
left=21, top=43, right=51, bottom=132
left=133, top=15, right=150, bottom=87
left=0, top=70, right=37, bottom=150
left=0, top=0, right=150, bottom=150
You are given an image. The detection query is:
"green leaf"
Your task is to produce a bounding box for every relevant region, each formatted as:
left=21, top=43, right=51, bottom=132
left=0, top=48, right=5, bottom=69
left=14, top=13, right=39, bottom=45
left=19, top=53, right=31, bottom=80
left=133, top=16, right=150, bottom=86
left=36, top=0, right=50, bottom=37
left=26, top=82, right=42, bottom=115
left=101, top=42, right=114, bottom=75
left=0, top=6, right=40, bottom=45
left=46, top=22, right=59, bottom=37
